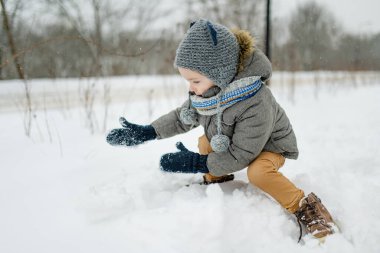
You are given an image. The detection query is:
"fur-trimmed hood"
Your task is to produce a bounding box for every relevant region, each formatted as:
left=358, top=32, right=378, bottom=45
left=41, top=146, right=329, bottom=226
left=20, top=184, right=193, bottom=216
left=232, top=29, right=272, bottom=83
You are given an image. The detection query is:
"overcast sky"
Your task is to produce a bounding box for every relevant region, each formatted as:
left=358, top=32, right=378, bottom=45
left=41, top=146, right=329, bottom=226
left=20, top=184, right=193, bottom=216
left=273, top=0, right=380, bottom=34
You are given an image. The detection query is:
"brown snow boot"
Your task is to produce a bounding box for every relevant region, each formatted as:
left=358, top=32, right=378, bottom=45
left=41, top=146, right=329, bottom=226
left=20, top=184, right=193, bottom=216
left=295, top=192, right=335, bottom=241
left=203, top=173, right=234, bottom=185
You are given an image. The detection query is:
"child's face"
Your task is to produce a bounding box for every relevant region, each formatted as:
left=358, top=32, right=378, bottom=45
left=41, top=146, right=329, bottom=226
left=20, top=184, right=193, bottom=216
left=178, top=67, right=216, bottom=96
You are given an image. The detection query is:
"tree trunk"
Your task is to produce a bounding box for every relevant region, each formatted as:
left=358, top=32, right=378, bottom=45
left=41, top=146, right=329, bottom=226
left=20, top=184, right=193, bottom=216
left=92, top=0, right=103, bottom=76
left=1, top=0, right=32, bottom=136
left=0, top=45, right=2, bottom=79
left=1, top=0, right=24, bottom=79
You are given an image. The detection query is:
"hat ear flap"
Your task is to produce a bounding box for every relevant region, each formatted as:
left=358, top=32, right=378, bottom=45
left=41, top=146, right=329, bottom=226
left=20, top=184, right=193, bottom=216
left=206, top=21, right=218, bottom=46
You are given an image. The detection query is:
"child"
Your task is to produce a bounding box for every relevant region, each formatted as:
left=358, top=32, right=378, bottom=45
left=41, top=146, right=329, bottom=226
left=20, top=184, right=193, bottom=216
left=106, top=19, right=336, bottom=241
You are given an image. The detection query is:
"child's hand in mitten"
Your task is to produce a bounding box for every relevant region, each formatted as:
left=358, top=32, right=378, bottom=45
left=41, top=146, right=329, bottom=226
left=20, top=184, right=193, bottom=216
left=106, top=117, right=157, bottom=146
left=160, top=142, right=209, bottom=174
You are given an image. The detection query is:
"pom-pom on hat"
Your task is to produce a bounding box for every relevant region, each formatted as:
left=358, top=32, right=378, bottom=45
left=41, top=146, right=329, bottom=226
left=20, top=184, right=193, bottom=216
left=174, top=19, right=240, bottom=89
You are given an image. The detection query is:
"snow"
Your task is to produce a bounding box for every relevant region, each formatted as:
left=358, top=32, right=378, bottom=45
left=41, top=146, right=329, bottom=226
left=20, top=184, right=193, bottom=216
left=0, top=73, right=380, bottom=253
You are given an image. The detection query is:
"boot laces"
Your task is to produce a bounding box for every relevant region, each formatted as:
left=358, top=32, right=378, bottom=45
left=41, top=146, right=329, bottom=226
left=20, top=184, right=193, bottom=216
left=295, top=199, right=327, bottom=242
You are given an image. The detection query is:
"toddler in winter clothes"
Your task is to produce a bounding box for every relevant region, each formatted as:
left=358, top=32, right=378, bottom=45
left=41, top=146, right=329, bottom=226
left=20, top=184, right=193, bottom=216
left=106, top=19, right=336, bottom=241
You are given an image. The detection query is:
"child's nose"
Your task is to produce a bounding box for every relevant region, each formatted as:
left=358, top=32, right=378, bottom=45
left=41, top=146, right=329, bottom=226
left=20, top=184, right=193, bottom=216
left=189, top=84, right=196, bottom=93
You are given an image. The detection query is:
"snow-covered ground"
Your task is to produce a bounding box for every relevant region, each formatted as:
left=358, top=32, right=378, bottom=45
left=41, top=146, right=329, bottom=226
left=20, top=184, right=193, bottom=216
left=0, top=74, right=380, bottom=253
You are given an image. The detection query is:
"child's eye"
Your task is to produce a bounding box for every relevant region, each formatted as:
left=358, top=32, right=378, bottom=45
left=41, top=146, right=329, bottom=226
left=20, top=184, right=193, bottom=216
left=193, top=81, right=200, bottom=84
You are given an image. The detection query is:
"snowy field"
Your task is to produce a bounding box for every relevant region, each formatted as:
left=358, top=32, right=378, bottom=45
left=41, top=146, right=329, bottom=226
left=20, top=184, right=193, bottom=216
left=1, top=73, right=380, bottom=253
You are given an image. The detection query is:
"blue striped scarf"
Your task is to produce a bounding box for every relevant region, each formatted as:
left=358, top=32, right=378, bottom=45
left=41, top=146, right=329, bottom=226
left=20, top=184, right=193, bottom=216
left=190, top=76, right=262, bottom=115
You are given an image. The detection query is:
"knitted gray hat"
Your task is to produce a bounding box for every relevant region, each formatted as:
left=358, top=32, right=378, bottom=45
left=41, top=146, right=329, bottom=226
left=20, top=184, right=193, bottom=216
left=174, top=19, right=240, bottom=89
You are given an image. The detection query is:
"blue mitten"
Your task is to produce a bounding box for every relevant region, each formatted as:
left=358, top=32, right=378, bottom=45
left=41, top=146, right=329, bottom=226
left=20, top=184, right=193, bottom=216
left=106, top=117, right=157, bottom=146
left=160, top=142, right=209, bottom=174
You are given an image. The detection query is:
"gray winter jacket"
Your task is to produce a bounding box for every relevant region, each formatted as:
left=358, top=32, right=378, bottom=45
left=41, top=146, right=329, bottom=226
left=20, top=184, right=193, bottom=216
left=151, top=49, right=299, bottom=176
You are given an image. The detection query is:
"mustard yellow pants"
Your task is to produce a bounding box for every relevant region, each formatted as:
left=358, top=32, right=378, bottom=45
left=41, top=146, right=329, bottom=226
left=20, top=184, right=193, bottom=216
left=198, top=135, right=304, bottom=213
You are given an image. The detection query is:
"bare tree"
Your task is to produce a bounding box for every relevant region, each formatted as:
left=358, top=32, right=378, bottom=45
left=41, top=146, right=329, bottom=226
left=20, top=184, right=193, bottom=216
left=42, top=0, right=167, bottom=132
left=287, top=1, right=340, bottom=71
left=1, top=0, right=24, bottom=79
left=1, top=0, right=33, bottom=136
left=43, top=0, right=165, bottom=76
left=186, top=0, right=264, bottom=33
left=1, top=0, right=23, bottom=79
